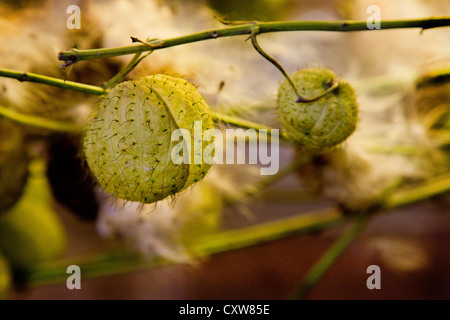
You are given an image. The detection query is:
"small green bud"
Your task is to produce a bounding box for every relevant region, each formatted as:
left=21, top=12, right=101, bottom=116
left=277, top=68, right=358, bottom=152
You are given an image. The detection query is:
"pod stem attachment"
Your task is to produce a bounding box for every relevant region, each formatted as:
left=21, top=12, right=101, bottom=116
left=103, top=52, right=150, bottom=89
left=249, top=26, right=339, bottom=103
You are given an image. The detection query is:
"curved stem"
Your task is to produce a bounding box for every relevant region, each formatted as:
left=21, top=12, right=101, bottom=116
left=0, top=105, right=81, bottom=133
left=59, top=17, right=450, bottom=63
left=102, top=53, right=142, bottom=88
left=196, top=207, right=343, bottom=255
left=211, top=111, right=289, bottom=141
left=221, top=151, right=314, bottom=206
left=17, top=171, right=450, bottom=288
left=102, top=51, right=153, bottom=89
left=0, top=103, right=287, bottom=136
left=291, top=212, right=369, bottom=300
left=383, top=172, right=450, bottom=208
left=250, top=26, right=303, bottom=102
left=24, top=207, right=344, bottom=287
left=0, top=68, right=106, bottom=96
left=250, top=27, right=339, bottom=103
left=246, top=153, right=311, bottom=196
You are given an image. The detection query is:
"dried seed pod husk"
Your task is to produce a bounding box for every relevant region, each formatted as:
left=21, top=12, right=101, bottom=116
left=277, top=68, right=358, bottom=152
left=83, top=74, right=215, bottom=203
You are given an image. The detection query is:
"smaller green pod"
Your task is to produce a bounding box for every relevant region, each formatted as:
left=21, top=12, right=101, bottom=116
left=83, top=74, right=215, bottom=204
left=277, top=68, right=358, bottom=152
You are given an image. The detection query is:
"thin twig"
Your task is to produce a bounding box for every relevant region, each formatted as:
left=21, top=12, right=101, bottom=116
left=249, top=26, right=303, bottom=102
left=211, top=111, right=289, bottom=141
left=249, top=26, right=339, bottom=102
left=0, top=68, right=106, bottom=95
left=102, top=50, right=154, bottom=88
left=383, top=172, right=450, bottom=208
left=290, top=212, right=369, bottom=299
left=58, top=17, right=450, bottom=64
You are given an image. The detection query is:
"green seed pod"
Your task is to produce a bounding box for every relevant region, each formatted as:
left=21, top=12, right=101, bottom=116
left=277, top=68, right=358, bottom=152
left=0, top=159, right=67, bottom=269
left=83, top=74, right=215, bottom=203
left=0, top=119, right=28, bottom=212
left=0, top=253, right=11, bottom=300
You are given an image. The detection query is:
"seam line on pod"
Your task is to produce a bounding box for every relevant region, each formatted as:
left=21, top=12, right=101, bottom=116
left=310, top=96, right=330, bottom=133
left=137, top=85, right=145, bottom=183
left=316, top=96, right=347, bottom=142
left=152, top=85, right=190, bottom=190
left=152, top=86, right=181, bottom=129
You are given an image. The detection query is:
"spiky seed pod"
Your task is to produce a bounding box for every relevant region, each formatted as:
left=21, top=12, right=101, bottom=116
left=0, top=120, right=28, bottom=212
left=277, top=68, right=358, bottom=152
left=83, top=74, right=215, bottom=203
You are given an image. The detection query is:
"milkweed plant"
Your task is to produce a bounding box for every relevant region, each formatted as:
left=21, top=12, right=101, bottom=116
left=0, top=0, right=449, bottom=299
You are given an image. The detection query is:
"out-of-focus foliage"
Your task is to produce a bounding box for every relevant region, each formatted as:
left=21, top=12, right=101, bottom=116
left=0, top=254, right=11, bottom=300
left=0, top=119, right=28, bottom=212
left=0, top=159, right=67, bottom=269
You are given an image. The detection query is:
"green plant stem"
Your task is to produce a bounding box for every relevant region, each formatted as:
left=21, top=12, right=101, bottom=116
left=383, top=172, right=450, bottom=208
left=0, top=94, right=281, bottom=135
left=291, top=213, right=369, bottom=300
left=289, top=171, right=450, bottom=300
left=249, top=26, right=339, bottom=103
left=197, top=207, right=343, bottom=255
left=249, top=26, right=303, bottom=102
left=251, top=153, right=310, bottom=191
left=0, top=68, right=284, bottom=135
left=211, top=111, right=289, bottom=141
left=58, top=17, right=450, bottom=63
left=0, top=104, right=81, bottom=133
left=211, top=111, right=274, bottom=131
left=18, top=169, right=450, bottom=288
left=102, top=51, right=153, bottom=88
left=222, top=152, right=313, bottom=206
left=24, top=207, right=344, bottom=287
left=24, top=252, right=153, bottom=287
left=0, top=68, right=106, bottom=95
left=0, top=67, right=286, bottom=135
left=102, top=53, right=142, bottom=88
